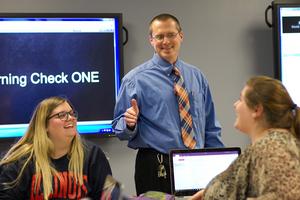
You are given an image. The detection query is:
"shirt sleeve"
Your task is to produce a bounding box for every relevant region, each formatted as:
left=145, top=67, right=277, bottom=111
left=253, top=140, right=300, bottom=199
left=112, top=77, right=138, bottom=140
left=86, top=144, right=113, bottom=200
left=0, top=161, right=29, bottom=199
left=202, top=79, right=224, bottom=147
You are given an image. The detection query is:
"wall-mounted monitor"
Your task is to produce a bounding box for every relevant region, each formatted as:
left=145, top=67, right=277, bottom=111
left=272, top=0, right=300, bottom=105
left=0, top=13, right=123, bottom=138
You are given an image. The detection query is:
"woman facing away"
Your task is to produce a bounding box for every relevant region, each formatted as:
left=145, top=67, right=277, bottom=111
left=191, top=76, right=300, bottom=200
left=0, top=96, right=112, bottom=200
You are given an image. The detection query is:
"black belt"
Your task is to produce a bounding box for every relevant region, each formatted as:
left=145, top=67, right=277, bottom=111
left=138, top=148, right=169, bottom=157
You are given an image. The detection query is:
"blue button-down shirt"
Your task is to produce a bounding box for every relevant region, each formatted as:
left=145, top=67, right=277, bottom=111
left=113, top=54, right=224, bottom=154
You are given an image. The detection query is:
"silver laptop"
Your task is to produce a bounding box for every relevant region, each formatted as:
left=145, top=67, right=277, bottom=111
left=169, top=147, right=241, bottom=197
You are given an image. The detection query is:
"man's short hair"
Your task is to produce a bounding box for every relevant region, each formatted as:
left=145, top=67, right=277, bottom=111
left=149, top=13, right=182, bottom=35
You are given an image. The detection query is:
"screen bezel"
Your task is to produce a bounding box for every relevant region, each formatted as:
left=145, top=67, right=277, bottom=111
left=272, top=0, right=300, bottom=107
left=272, top=0, right=300, bottom=79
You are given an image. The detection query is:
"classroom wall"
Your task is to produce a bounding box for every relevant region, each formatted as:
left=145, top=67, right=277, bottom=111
left=0, top=0, right=274, bottom=195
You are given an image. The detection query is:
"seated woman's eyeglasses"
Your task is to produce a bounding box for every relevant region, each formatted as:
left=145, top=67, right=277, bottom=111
left=48, top=110, right=78, bottom=121
left=152, top=32, right=179, bottom=41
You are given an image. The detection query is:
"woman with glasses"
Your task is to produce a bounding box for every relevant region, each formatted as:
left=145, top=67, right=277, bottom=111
left=0, top=96, right=112, bottom=200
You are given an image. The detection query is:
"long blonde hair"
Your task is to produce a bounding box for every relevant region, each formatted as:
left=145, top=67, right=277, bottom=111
left=0, top=96, right=85, bottom=199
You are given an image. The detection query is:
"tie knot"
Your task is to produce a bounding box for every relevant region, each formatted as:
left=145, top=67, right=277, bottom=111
left=172, top=66, right=180, bottom=76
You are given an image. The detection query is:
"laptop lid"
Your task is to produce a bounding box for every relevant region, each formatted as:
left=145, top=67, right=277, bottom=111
left=169, top=147, right=241, bottom=196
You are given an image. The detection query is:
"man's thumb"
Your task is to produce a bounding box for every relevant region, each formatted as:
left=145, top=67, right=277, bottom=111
left=131, top=99, right=139, bottom=113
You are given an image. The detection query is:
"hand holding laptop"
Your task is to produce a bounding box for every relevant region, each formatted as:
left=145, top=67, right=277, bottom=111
left=189, top=190, right=204, bottom=200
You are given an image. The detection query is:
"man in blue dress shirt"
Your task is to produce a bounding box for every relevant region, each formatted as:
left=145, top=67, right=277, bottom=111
left=112, top=13, right=224, bottom=195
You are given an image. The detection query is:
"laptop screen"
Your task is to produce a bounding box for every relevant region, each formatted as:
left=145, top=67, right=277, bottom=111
left=169, top=147, right=241, bottom=196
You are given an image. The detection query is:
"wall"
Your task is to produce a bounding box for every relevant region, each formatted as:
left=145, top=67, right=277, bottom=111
left=0, top=0, right=274, bottom=195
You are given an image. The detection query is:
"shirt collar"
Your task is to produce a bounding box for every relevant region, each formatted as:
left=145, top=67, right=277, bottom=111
left=152, top=53, right=181, bottom=76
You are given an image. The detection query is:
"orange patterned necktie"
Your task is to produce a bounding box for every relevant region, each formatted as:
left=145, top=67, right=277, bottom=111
left=173, top=66, right=196, bottom=149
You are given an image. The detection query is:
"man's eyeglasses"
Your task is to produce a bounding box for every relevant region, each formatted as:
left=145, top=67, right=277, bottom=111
left=152, top=32, right=179, bottom=41
left=48, top=110, right=78, bottom=121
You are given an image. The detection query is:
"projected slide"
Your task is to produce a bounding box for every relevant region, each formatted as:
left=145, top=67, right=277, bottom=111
left=0, top=33, right=115, bottom=123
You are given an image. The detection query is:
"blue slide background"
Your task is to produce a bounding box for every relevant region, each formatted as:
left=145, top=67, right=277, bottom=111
left=0, top=33, right=116, bottom=125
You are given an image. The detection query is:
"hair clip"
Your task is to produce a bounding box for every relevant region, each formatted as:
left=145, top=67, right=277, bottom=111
left=292, top=103, right=297, bottom=117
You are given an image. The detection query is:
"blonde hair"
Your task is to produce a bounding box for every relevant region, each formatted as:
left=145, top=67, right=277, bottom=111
left=245, top=76, right=300, bottom=138
left=0, top=96, right=85, bottom=199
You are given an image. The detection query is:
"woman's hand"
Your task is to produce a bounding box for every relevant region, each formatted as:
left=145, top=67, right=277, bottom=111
left=189, top=190, right=205, bottom=200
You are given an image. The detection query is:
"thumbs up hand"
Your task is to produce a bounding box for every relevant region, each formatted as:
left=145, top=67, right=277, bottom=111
left=124, top=99, right=140, bottom=129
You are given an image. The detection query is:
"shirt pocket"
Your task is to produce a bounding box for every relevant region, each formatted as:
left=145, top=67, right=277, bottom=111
left=188, top=91, right=203, bottom=118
